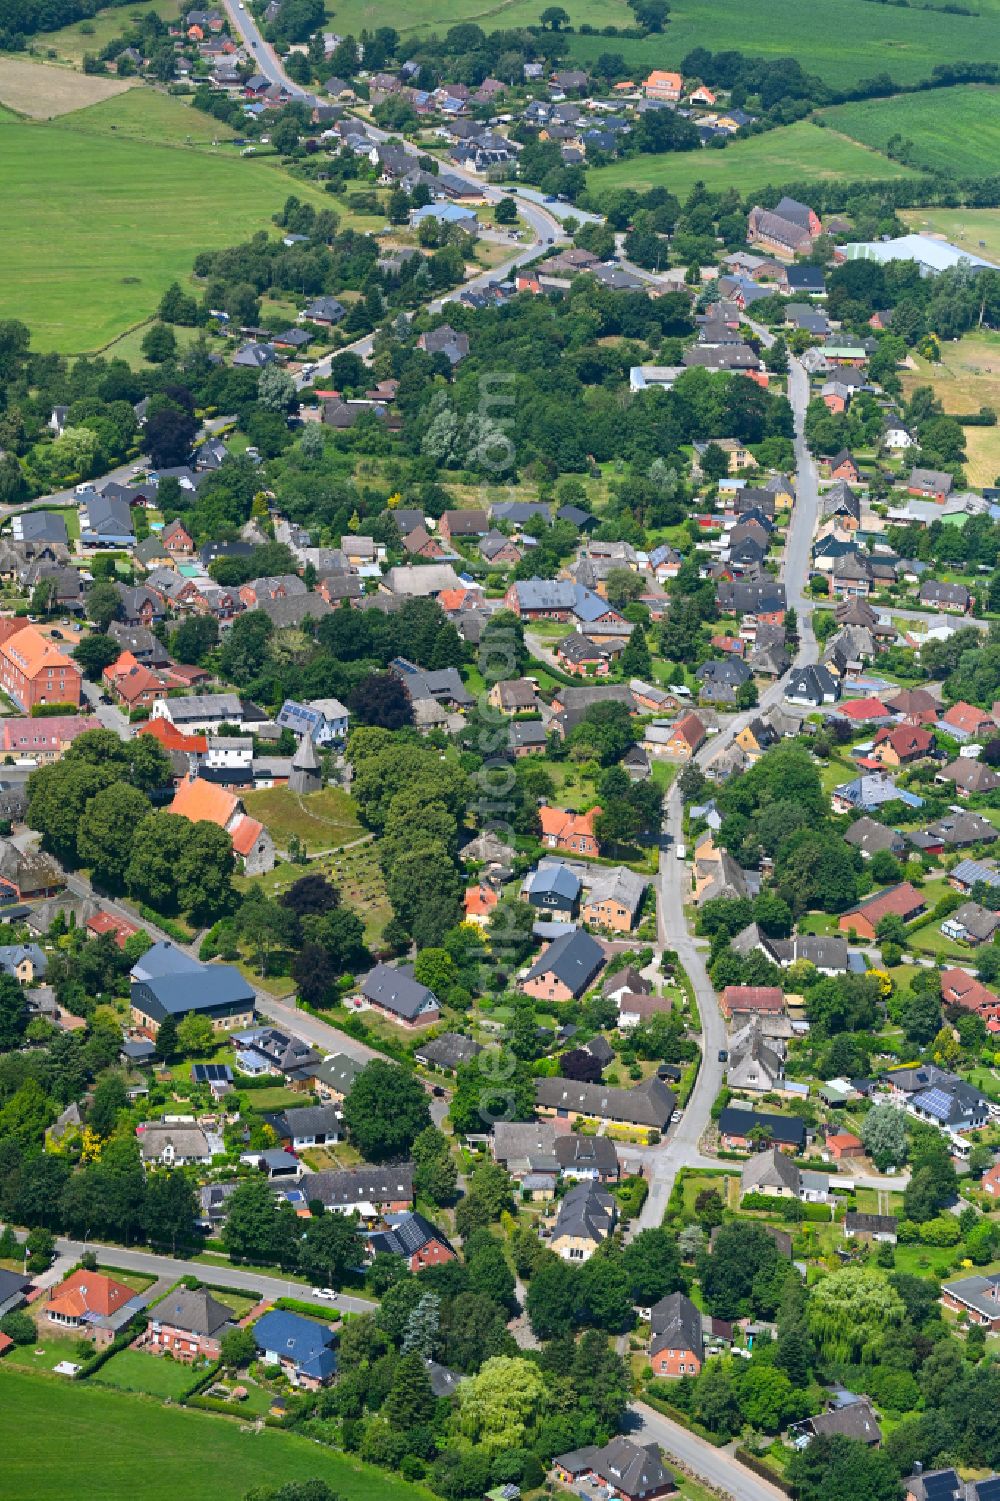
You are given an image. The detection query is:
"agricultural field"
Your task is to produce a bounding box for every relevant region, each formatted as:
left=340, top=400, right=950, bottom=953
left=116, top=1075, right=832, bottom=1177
left=567, top=0, right=1000, bottom=88
left=29, top=0, right=183, bottom=68
left=56, top=86, right=238, bottom=147
left=0, top=55, right=131, bottom=117
left=324, top=0, right=634, bottom=35
left=901, top=205, right=1000, bottom=266
left=586, top=122, right=913, bottom=202
left=0, top=112, right=353, bottom=353
left=821, top=85, right=1000, bottom=179
left=899, top=329, right=1000, bottom=486
left=2, top=1369, right=433, bottom=1501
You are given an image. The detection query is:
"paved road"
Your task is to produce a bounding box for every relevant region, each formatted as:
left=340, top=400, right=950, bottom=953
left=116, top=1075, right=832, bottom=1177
left=628, top=1402, right=788, bottom=1501
left=635, top=351, right=823, bottom=1232
left=10, top=1229, right=377, bottom=1314
left=80, top=680, right=131, bottom=738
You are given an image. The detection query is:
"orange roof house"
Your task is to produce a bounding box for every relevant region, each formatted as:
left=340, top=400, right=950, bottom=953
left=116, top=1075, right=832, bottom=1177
left=643, top=69, right=683, bottom=100
left=871, top=724, right=934, bottom=766
left=0, top=620, right=81, bottom=711
left=539, top=805, right=601, bottom=857
left=943, top=701, right=994, bottom=738
left=720, top=985, right=784, bottom=1019
left=103, top=652, right=168, bottom=710
left=464, top=883, right=498, bottom=925
left=838, top=881, right=925, bottom=941
left=169, top=776, right=275, bottom=875
left=137, top=717, right=208, bottom=755
left=825, top=1131, right=864, bottom=1161
left=47, top=1269, right=135, bottom=1328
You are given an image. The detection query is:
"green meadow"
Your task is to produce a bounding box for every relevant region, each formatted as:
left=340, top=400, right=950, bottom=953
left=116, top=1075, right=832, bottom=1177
left=0, top=109, right=361, bottom=353
left=586, top=121, right=913, bottom=202
left=0, top=1368, right=433, bottom=1501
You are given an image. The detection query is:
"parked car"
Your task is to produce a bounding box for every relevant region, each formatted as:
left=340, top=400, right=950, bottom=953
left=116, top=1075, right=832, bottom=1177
left=311, top=1287, right=338, bottom=1301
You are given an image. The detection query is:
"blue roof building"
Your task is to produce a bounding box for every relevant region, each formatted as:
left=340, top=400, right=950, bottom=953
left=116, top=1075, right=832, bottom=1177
left=253, top=1310, right=338, bottom=1387
left=522, top=861, right=582, bottom=917
left=277, top=697, right=349, bottom=745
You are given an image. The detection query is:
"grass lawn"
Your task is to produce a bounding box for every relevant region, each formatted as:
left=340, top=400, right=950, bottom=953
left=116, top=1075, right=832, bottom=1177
left=822, top=85, right=1000, bottom=179
left=898, top=328, right=1000, bottom=486
left=91, top=1348, right=199, bottom=1398
left=650, top=760, right=676, bottom=793
left=0, top=114, right=377, bottom=353
left=241, top=786, right=363, bottom=852
left=242, top=1083, right=308, bottom=1110
left=57, top=86, right=238, bottom=148
left=586, top=122, right=912, bottom=202
left=209, top=1290, right=261, bottom=1319
left=324, top=0, right=633, bottom=35
left=0, top=55, right=131, bottom=117
left=2, top=1368, right=434, bottom=1501
left=34, top=0, right=183, bottom=67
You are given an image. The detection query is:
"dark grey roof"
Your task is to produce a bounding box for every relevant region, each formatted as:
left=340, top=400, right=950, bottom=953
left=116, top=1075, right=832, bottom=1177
left=650, top=1291, right=702, bottom=1357
left=368, top=1209, right=453, bottom=1260
left=810, top=1399, right=882, bottom=1445
left=414, top=1032, right=483, bottom=1069
left=524, top=929, right=605, bottom=996
left=359, top=963, right=437, bottom=1021
left=535, top=1074, right=675, bottom=1129
left=303, top=1162, right=414, bottom=1209
left=153, top=1287, right=232, bottom=1337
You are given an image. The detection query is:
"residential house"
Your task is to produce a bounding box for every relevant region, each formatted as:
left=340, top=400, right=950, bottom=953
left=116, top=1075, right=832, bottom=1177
left=267, top=1105, right=343, bottom=1149
left=253, top=1310, right=337, bottom=1389
left=147, top=1288, right=232, bottom=1361
left=720, top=986, right=784, bottom=1020
left=350, top=963, right=439, bottom=1028
left=539, top=804, right=601, bottom=857
left=580, top=866, right=649, bottom=931
left=552, top=1440, right=676, bottom=1501
left=649, top=1292, right=704, bottom=1378
left=522, top=862, right=582, bottom=921
left=302, top=1163, right=414, bottom=1219
left=844, top=1212, right=898, bottom=1245
left=718, top=1107, right=806, bottom=1153
left=522, top=929, right=605, bottom=1002
left=413, top=1033, right=482, bottom=1073
left=941, top=967, right=1000, bottom=1026
left=366, top=1210, right=456, bottom=1271
left=138, top=1123, right=211, bottom=1167
left=844, top=817, right=906, bottom=859
left=941, top=902, right=1000, bottom=946
left=0, top=621, right=81, bottom=711
left=534, top=1075, right=675, bottom=1134
left=550, top=1181, right=617, bottom=1261
left=908, top=468, right=954, bottom=502
left=46, top=1270, right=139, bottom=1348
left=838, top=881, right=926, bottom=940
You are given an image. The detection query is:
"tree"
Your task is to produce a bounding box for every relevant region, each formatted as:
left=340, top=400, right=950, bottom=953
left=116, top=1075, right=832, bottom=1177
left=401, top=1291, right=441, bottom=1357
left=258, top=364, right=297, bottom=414
left=141, top=323, right=177, bottom=364
left=156, top=1014, right=179, bottom=1061
left=622, top=1227, right=684, bottom=1304
left=348, top=672, right=413, bottom=729
left=0, top=973, right=28, bottom=1052
left=72, top=633, right=121, bottom=681
left=143, top=1170, right=197, bottom=1252
left=0, top=1310, right=37, bottom=1345
left=526, top=1257, right=582, bottom=1339
left=458, top=1356, right=548, bottom=1451
left=298, top=1209, right=358, bottom=1287
left=412, top=1126, right=458, bottom=1205
left=221, top=1326, right=257, bottom=1368
left=494, top=197, right=518, bottom=226
left=342, top=1061, right=431, bottom=1161
left=806, top=1265, right=904, bottom=1364
left=900, top=988, right=941, bottom=1047
left=620, top=623, right=652, bottom=678
left=144, top=405, right=197, bottom=469
left=222, top=1174, right=296, bottom=1266
left=737, top=1361, right=799, bottom=1432
left=176, top=1013, right=215, bottom=1056
left=787, top=1434, right=903, bottom=1501
left=77, top=783, right=151, bottom=889
left=386, top=1350, right=437, bottom=1429
left=85, top=580, right=123, bottom=632
left=540, top=4, right=570, bottom=26
left=861, top=1102, right=908, bottom=1170
left=291, top=942, right=337, bottom=1004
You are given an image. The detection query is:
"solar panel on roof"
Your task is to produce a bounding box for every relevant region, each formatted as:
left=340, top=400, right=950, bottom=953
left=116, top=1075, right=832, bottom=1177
left=917, top=1087, right=953, bottom=1121
left=922, top=1471, right=959, bottom=1500
left=976, top=1479, right=1000, bottom=1501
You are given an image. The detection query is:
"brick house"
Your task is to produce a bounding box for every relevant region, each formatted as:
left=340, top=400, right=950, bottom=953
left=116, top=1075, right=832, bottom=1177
left=838, top=881, right=926, bottom=941
left=522, top=929, right=605, bottom=1002
left=871, top=724, right=934, bottom=767
left=539, top=804, right=601, bottom=857
left=0, top=620, right=81, bottom=711
left=649, top=1291, right=703, bottom=1378
left=826, top=449, right=860, bottom=484
left=103, top=652, right=168, bottom=711
left=161, top=518, right=195, bottom=556
left=46, top=1270, right=138, bottom=1348
left=366, top=1210, right=456, bottom=1272
left=665, top=713, right=706, bottom=760
left=147, top=1287, right=232, bottom=1360
left=982, top=1162, right=1000, bottom=1197
left=940, top=967, right=1000, bottom=1026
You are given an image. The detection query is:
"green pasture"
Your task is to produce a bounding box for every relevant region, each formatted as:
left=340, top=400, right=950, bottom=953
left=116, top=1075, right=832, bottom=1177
left=822, top=85, right=1000, bottom=178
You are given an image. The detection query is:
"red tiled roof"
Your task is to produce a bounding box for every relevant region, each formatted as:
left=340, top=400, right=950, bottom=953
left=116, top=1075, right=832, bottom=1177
left=170, top=775, right=238, bottom=830
left=842, top=881, right=924, bottom=926
left=464, top=884, right=498, bottom=917
left=943, top=700, right=993, bottom=734
left=722, top=986, right=784, bottom=1012
left=48, top=1270, right=134, bottom=1320
left=138, top=718, right=207, bottom=754
left=671, top=712, right=706, bottom=749
left=231, top=815, right=265, bottom=857
left=837, top=697, right=890, bottom=721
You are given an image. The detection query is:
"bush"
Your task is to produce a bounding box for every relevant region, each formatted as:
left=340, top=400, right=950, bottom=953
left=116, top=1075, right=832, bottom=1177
left=0, top=1310, right=36, bottom=1345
